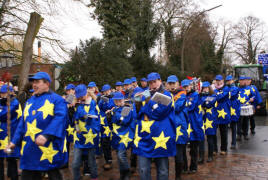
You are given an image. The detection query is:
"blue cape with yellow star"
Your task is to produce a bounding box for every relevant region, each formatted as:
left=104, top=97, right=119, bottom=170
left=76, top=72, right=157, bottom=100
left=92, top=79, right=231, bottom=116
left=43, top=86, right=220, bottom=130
left=214, top=86, right=231, bottom=124
left=201, top=94, right=217, bottom=135
left=238, top=86, right=255, bottom=106
left=229, top=84, right=241, bottom=122
left=250, top=85, right=262, bottom=108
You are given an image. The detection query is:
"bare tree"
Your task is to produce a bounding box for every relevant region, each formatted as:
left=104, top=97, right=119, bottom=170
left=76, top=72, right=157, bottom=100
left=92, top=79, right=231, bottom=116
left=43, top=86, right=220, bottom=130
left=233, top=16, right=265, bottom=64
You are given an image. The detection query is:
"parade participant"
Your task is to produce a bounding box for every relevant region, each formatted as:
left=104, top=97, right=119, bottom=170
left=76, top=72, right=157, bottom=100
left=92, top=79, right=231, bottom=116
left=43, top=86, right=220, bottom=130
left=226, top=75, right=240, bottom=149
left=6, top=72, right=68, bottom=180
left=115, top=81, right=125, bottom=95
left=133, top=72, right=176, bottom=180
left=72, top=84, right=99, bottom=180
left=111, top=92, right=136, bottom=180
left=214, top=75, right=231, bottom=155
left=200, top=82, right=217, bottom=162
left=246, top=77, right=262, bottom=134
left=98, top=84, right=114, bottom=170
left=166, top=75, right=188, bottom=179
left=123, top=79, right=134, bottom=100
left=237, top=77, right=254, bottom=141
left=0, top=85, right=22, bottom=180
left=182, top=79, right=204, bottom=173
left=88, top=82, right=101, bottom=102
left=140, top=78, right=148, bottom=91
left=131, top=77, right=138, bottom=88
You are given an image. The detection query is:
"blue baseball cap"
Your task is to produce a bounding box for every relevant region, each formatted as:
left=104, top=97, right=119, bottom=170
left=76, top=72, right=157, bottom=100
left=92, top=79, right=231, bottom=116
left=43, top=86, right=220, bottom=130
left=115, top=81, right=123, bottom=86
left=131, top=77, right=137, bottom=82
left=112, top=92, right=124, bottom=100
left=29, top=72, right=51, bottom=83
left=181, top=79, right=190, bottom=87
left=123, top=79, right=132, bottom=85
left=245, top=76, right=252, bottom=80
left=167, top=75, right=178, bottom=83
left=147, top=72, right=161, bottom=82
left=202, top=81, right=211, bottom=88
left=75, top=84, right=87, bottom=98
left=65, top=84, right=75, bottom=90
left=0, top=85, right=13, bottom=93
left=101, top=84, right=111, bottom=92
left=140, top=78, right=147, bottom=82
left=225, top=75, right=233, bottom=81
left=88, top=82, right=96, bottom=88
left=239, top=76, right=247, bottom=80
left=215, top=75, right=223, bottom=81
left=132, top=87, right=144, bottom=98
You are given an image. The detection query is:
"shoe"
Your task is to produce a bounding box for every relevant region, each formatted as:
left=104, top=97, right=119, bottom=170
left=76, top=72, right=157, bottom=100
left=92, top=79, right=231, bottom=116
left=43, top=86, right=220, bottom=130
left=84, top=173, right=91, bottom=176
left=207, top=156, right=213, bottom=162
left=198, top=152, right=204, bottom=164
left=236, top=135, right=242, bottom=141
left=213, top=152, right=217, bottom=156
left=230, top=145, right=236, bottom=150
left=251, top=130, right=256, bottom=135
left=103, top=163, right=112, bottom=170
left=220, top=151, right=227, bottom=155
left=189, top=169, right=197, bottom=174
left=182, top=169, right=188, bottom=174
left=120, top=170, right=130, bottom=180
left=244, top=136, right=249, bottom=140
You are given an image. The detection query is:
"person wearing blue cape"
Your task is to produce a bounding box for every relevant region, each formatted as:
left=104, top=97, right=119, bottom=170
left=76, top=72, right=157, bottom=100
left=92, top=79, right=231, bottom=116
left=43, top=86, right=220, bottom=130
left=140, top=78, right=149, bottom=91
left=0, top=85, right=22, bottom=180
left=6, top=72, right=68, bottom=180
left=123, top=79, right=134, bottom=100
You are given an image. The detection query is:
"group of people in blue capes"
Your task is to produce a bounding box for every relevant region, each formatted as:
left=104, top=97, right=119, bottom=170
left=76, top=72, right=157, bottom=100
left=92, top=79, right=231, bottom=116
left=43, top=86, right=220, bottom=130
left=0, top=71, right=262, bottom=180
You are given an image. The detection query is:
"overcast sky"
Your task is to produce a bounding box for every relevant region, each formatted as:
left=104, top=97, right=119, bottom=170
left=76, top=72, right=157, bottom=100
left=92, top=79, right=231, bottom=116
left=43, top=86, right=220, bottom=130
left=37, top=0, right=268, bottom=62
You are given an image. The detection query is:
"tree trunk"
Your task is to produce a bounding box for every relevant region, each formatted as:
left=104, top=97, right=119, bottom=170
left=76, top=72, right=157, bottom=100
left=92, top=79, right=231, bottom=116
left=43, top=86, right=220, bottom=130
left=18, top=12, right=43, bottom=92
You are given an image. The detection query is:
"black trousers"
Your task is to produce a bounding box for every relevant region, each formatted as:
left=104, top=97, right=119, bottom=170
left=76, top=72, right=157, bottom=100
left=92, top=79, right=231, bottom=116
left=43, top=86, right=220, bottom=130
left=21, top=169, right=62, bottom=180
left=250, top=115, right=255, bottom=132
left=207, top=135, right=215, bottom=157
left=189, top=141, right=199, bottom=171
left=0, top=157, right=18, bottom=180
left=219, top=124, right=228, bottom=152
left=101, top=137, right=112, bottom=163
left=130, top=148, right=137, bottom=168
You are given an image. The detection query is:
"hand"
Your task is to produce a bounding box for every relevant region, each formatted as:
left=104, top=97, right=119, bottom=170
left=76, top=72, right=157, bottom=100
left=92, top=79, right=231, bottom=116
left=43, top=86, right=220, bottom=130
left=35, top=135, right=47, bottom=146
left=257, top=105, right=261, bottom=109
left=250, top=98, right=254, bottom=102
left=4, top=142, right=15, bottom=153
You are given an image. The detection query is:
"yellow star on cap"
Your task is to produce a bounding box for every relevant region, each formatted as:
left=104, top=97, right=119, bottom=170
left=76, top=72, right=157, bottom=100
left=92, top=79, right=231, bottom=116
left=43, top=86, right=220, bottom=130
left=140, top=120, right=155, bottom=134
left=205, top=118, right=213, bottom=129
left=84, top=105, right=90, bottom=113
left=187, top=123, right=193, bottom=137
left=0, top=136, right=8, bottom=150
left=23, top=103, right=32, bottom=120
left=73, top=131, right=79, bottom=143
left=37, top=100, right=54, bottom=119
left=78, top=121, right=87, bottom=132
left=176, top=126, right=183, bottom=141
left=25, top=119, right=42, bottom=141
left=134, top=125, right=141, bottom=147
left=103, top=126, right=111, bottom=136
left=206, top=108, right=212, bottom=114
left=218, top=109, right=227, bottom=119
left=152, top=131, right=170, bottom=150
left=113, top=123, right=120, bottom=134
left=198, top=105, right=203, bottom=114
left=83, top=128, right=97, bottom=145
left=66, top=125, right=74, bottom=136
left=20, top=141, right=26, bottom=155
left=244, top=89, right=251, bottom=96
left=63, top=138, right=67, bottom=153
left=119, top=131, right=132, bottom=147
left=100, top=115, right=105, bottom=125
left=39, top=142, right=58, bottom=164
left=16, top=104, right=22, bottom=119
left=230, top=107, right=236, bottom=116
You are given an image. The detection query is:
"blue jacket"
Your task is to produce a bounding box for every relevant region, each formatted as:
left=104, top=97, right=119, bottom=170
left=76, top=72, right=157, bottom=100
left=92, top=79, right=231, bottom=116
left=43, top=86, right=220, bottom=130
left=12, top=92, right=68, bottom=171
left=239, top=86, right=255, bottom=106
left=228, top=84, right=240, bottom=122
left=201, top=94, right=217, bottom=135
left=171, top=89, right=188, bottom=145
left=186, top=91, right=204, bottom=141
left=133, top=88, right=176, bottom=158
left=250, top=85, right=262, bottom=108
left=111, top=104, right=136, bottom=150
left=214, top=86, right=231, bottom=124
left=73, top=99, right=100, bottom=149
left=0, top=97, right=22, bottom=158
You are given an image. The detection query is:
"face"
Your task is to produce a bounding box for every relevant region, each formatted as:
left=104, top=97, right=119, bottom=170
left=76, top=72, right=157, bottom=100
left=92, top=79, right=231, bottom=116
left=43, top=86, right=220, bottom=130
left=88, top=87, right=95, bottom=93
left=148, top=79, right=161, bottom=91
left=202, top=87, right=209, bottom=93
left=216, top=80, right=224, bottom=86
left=116, top=86, right=123, bottom=91
left=66, top=89, right=75, bottom=95
left=132, top=82, right=138, bottom=88
left=114, top=99, right=125, bottom=107
left=140, top=81, right=147, bottom=87
left=0, top=92, right=7, bottom=98
left=166, top=82, right=179, bottom=92
left=103, top=89, right=111, bottom=96
left=124, top=84, right=132, bottom=90
left=239, top=79, right=246, bottom=86
left=226, top=80, right=233, bottom=85
left=246, top=79, right=251, bottom=86
left=32, top=79, right=49, bottom=94
left=182, top=85, right=191, bottom=92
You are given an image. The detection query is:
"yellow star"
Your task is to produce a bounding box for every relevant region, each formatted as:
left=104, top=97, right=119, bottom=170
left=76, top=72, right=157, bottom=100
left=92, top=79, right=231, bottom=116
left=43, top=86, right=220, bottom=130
left=37, top=100, right=54, bottom=119
left=73, top=131, right=79, bottom=143
left=119, top=132, right=132, bottom=147
left=66, top=125, right=74, bottom=136
left=218, top=109, right=227, bottom=119
left=23, top=103, right=32, bottom=120
left=63, top=138, right=67, bottom=153
left=16, top=104, right=22, bottom=119
left=240, top=97, right=246, bottom=104
left=202, top=123, right=205, bottom=133
left=78, top=121, right=87, bottom=132
left=215, top=101, right=218, bottom=107
left=206, top=108, right=212, bottom=114
left=100, top=115, right=105, bottom=125
left=140, top=120, right=155, bottom=134
left=113, top=123, right=120, bottom=134
left=21, top=141, right=26, bottom=155
left=83, top=128, right=97, bottom=145
left=103, top=126, right=111, bottom=136
left=39, top=142, right=58, bottom=164
left=198, top=105, right=203, bottom=114
left=176, top=126, right=183, bottom=141
left=96, top=105, right=100, bottom=114
left=204, top=118, right=213, bottom=129
left=152, top=131, right=170, bottom=150
left=25, top=119, right=42, bottom=141
left=238, top=93, right=242, bottom=101
left=252, top=87, right=255, bottom=92
left=0, top=136, right=8, bottom=150
left=244, top=89, right=251, bottom=96
left=230, top=107, right=236, bottom=116
left=84, top=105, right=90, bottom=113
left=0, top=128, right=3, bottom=133
left=187, top=123, right=193, bottom=137
left=134, top=125, right=141, bottom=147
left=142, top=101, right=146, bottom=106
